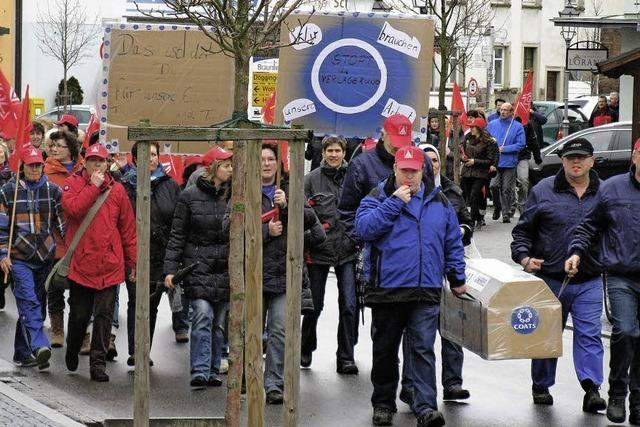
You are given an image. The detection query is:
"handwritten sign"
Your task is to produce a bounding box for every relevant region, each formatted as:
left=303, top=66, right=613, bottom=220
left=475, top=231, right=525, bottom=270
left=99, top=24, right=235, bottom=151
left=276, top=11, right=434, bottom=139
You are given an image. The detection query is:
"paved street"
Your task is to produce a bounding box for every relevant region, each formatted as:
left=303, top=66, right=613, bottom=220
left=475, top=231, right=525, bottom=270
left=0, top=212, right=623, bottom=426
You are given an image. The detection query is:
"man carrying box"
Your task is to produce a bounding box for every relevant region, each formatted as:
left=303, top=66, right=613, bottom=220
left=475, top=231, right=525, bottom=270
left=356, top=145, right=466, bottom=427
left=511, top=138, right=606, bottom=413
left=565, top=138, right=640, bottom=424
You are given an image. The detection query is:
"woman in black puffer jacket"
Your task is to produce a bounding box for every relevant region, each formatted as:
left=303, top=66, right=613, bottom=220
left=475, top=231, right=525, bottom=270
left=260, top=144, right=325, bottom=404
left=164, top=146, right=233, bottom=388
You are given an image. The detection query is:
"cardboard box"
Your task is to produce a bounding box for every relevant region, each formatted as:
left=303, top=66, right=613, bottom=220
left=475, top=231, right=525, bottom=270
left=440, top=258, right=563, bottom=360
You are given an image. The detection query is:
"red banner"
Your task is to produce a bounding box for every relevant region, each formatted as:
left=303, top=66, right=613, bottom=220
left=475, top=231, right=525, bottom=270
left=159, top=154, right=185, bottom=185
left=514, top=70, right=533, bottom=126
left=446, top=82, right=468, bottom=137
left=0, top=69, right=21, bottom=139
left=9, top=86, right=33, bottom=172
left=83, top=111, right=100, bottom=150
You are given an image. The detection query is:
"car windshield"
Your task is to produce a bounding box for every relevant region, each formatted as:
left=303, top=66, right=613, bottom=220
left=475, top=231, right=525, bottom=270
left=534, top=104, right=552, bottom=115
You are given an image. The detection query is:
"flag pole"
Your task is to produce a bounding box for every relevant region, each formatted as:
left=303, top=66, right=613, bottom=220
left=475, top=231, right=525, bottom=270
left=4, top=159, right=22, bottom=284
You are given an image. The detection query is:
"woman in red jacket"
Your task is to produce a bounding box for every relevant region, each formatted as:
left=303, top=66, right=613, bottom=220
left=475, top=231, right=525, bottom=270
left=61, top=143, right=136, bottom=382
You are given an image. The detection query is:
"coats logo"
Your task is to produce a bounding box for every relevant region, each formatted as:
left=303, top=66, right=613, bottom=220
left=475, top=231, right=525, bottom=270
left=398, top=125, right=407, bottom=135
left=510, top=306, right=539, bottom=335
left=404, top=149, right=413, bottom=159
left=90, top=145, right=100, bottom=153
left=29, top=148, right=38, bottom=156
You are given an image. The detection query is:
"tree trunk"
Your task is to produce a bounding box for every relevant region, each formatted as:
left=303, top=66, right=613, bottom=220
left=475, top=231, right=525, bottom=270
left=63, top=68, right=69, bottom=112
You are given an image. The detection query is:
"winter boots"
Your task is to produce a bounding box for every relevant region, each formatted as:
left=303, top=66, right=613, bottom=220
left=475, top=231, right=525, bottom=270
left=49, top=312, right=64, bottom=348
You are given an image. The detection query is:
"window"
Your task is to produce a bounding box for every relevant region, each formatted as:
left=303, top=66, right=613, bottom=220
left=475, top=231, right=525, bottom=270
left=448, top=49, right=459, bottom=85
left=566, top=108, right=586, bottom=124
left=523, top=47, right=536, bottom=81
left=493, top=47, right=504, bottom=87
left=611, top=130, right=632, bottom=151
left=583, top=131, right=614, bottom=152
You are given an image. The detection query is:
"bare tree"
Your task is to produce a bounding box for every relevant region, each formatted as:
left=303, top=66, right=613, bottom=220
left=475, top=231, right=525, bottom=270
left=143, top=0, right=311, bottom=114
left=33, top=0, right=101, bottom=111
left=382, top=0, right=493, bottom=110
left=578, top=0, right=605, bottom=95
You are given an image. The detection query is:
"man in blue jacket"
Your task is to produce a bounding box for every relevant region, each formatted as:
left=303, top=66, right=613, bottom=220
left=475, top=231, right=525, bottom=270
left=566, top=138, right=640, bottom=425
left=356, top=145, right=466, bottom=427
left=511, top=138, right=606, bottom=413
left=487, top=102, right=526, bottom=223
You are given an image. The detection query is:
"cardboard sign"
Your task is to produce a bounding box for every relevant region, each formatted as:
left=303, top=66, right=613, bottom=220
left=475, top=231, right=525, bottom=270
left=275, top=11, right=434, bottom=140
left=98, top=23, right=235, bottom=152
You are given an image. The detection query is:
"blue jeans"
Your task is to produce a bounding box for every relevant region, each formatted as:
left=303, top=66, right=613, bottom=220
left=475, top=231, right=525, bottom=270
left=301, top=262, right=359, bottom=362
left=371, top=302, right=440, bottom=416
left=532, top=275, right=604, bottom=389
left=212, top=301, right=229, bottom=373
left=606, top=275, right=640, bottom=398
left=264, top=293, right=286, bottom=393
left=12, top=260, right=50, bottom=360
left=190, top=299, right=217, bottom=381
left=401, top=331, right=464, bottom=393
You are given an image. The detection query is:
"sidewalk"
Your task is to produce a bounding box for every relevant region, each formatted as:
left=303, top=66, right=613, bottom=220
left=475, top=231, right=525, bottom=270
left=0, top=359, right=85, bottom=427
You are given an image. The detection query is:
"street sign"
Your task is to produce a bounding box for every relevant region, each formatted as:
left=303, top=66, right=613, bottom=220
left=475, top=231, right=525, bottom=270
left=251, top=72, right=277, bottom=107
left=467, top=78, right=479, bottom=97
left=566, top=41, right=609, bottom=72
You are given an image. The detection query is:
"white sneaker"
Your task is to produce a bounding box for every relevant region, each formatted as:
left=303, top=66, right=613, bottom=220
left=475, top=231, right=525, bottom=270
left=219, top=358, right=229, bottom=374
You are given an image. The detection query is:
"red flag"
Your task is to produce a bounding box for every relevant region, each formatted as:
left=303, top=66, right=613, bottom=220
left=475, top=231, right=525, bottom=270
left=9, top=86, right=32, bottom=173
left=0, top=69, right=21, bottom=139
left=261, top=91, right=276, bottom=125
left=514, top=70, right=534, bottom=126
left=160, top=154, right=184, bottom=185
left=446, top=82, right=468, bottom=137
left=83, top=111, right=99, bottom=149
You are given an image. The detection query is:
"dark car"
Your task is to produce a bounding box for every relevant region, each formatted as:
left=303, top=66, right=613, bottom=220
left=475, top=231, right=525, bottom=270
left=529, top=121, right=632, bottom=187
left=532, top=101, right=590, bottom=147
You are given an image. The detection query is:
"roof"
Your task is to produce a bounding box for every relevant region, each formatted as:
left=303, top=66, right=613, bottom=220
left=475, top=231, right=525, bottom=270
left=597, top=47, right=640, bottom=78
left=551, top=14, right=640, bottom=29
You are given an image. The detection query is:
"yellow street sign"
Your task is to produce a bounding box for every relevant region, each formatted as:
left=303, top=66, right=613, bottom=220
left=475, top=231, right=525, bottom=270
left=251, top=72, right=277, bottom=107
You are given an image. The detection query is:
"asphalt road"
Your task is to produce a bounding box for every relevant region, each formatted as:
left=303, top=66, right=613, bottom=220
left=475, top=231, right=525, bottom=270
left=0, top=213, right=624, bottom=427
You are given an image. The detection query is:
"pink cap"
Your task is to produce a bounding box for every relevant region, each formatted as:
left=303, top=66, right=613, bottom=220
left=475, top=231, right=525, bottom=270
left=202, top=146, right=232, bottom=167
left=22, top=146, right=44, bottom=165
left=56, top=114, right=79, bottom=128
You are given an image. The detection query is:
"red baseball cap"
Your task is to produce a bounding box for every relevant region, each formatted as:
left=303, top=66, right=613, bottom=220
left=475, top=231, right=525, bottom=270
left=466, top=117, right=487, bottom=129
left=85, top=143, right=109, bottom=159
left=383, top=114, right=413, bottom=148
left=23, top=146, right=44, bottom=165
left=634, top=138, right=640, bottom=152
left=395, top=146, right=424, bottom=170
left=56, top=114, right=79, bottom=128
left=203, top=146, right=232, bottom=167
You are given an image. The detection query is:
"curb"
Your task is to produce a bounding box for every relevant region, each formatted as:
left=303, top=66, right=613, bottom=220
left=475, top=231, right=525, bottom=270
left=0, top=379, right=86, bottom=427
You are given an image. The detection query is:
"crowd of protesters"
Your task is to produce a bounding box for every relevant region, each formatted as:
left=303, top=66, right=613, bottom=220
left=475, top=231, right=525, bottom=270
left=0, top=100, right=638, bottom=427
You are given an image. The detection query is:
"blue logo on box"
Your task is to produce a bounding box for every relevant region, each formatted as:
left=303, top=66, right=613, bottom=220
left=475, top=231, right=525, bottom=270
left=511, top=306, right=539, bottom=335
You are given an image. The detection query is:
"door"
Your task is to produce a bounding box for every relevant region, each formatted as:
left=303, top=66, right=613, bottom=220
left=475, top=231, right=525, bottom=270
left=546, top=71, right=558, bottom=101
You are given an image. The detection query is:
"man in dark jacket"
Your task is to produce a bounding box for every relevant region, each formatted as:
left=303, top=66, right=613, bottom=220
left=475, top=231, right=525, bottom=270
left=302, top=136, right=359, bottom=374
left=512, top=138, right=606, bottom=413
left=356, top=145, right=466, bottom=427
left=589, top=95, right=618, bottom=127
left=122, top=141, right=182, bottom=365
left=565, top=138, right=640, bottom=424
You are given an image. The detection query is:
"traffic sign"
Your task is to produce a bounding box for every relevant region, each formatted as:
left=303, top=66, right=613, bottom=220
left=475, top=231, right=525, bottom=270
left=467, top=78, right=479, bottom=97
left=251, top=72, right=277, bottom=107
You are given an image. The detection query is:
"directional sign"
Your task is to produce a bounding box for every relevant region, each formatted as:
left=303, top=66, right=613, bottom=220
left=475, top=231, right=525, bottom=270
left=251, top=72, right=277, bottom=107
left=467, top=78, right=479, bottom=97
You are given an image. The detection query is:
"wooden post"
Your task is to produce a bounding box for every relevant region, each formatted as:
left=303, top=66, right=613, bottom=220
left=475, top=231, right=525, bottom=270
left=282, top=139, right=304, bottom=427
left=245, top=139, right=265, bottom=427
left=453, top=112, right=461, bottom=185
left=133, top=139, right=151, bottom=427
left=225, top=141, right=246, bottom=427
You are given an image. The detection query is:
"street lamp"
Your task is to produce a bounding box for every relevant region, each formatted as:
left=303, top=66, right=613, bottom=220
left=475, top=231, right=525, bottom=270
left=559, top=0, right=580, bottom=139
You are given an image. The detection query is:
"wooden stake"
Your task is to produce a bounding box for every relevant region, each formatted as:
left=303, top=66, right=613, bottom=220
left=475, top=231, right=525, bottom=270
left=225, top=141, right=247, bottom=427
left=245, top=139, right=265, bottom=427
left=282, top=140, right=304, bottom=427
left=133, top=140, right=151, bottom=427
left=4, top=161, right=21, bottom=284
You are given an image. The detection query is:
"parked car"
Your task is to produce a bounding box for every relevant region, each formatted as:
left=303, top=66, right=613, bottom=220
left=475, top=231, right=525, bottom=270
left=35, top=105, right=93, bottom=131
left=569, top=95, right=602, bottom=119
left=532, top=101, right=589, bottom=147
left=529, top=121, right=632, bottom=187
